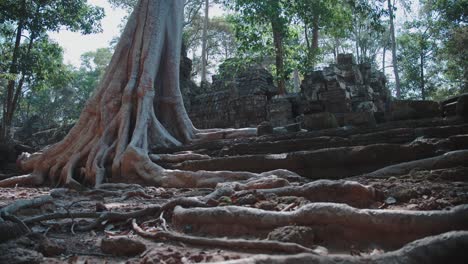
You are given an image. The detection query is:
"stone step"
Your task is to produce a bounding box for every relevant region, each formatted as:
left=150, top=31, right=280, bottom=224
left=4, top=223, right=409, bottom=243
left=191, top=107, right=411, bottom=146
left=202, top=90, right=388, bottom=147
left=168, top=135, right=468, bottom=180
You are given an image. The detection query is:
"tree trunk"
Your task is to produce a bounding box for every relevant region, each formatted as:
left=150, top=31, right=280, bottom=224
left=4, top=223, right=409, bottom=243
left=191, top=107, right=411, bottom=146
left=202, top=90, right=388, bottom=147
left=311, top=16, right=319, bottom=50
left=382, top=45, right=386, bottom=75
left=200, top=0, right=209, bottom=85
left=420, top=51, right=425, bottom=100
left=3, top=0, right=260, bottom=189
left=9, top=33, right=36, bottom=127
left=293, top=69, right=300, bottom=93
left=388, top=0, right=401, bottom=99
left=2, top=18, right=24, bottom=139
left=271, top=20, right=286, bottom=95
left=304, top=24, right=310, bottom=52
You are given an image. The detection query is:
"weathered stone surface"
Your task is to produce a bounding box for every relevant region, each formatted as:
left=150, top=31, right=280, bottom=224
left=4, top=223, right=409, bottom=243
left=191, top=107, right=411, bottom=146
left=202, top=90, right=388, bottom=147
left=303, top=112, right=338, bottom=131
left=0, top=221, right=29, bottom=243
left=300, top=54, right=389, bottom=117
left=337, top=53, right=355, bottom=65
left=0, top=246, right=43, bottom=264
left=101, top=237, right=146, bottom=256
left=284, top=123, right=302, bottom=133
left=268, top=97, right=295, bottom=127
left=257, top=121, right=274, bottom=136
left=342, top=112, right=376, bottom=127
left=456, top=94, right=468, bottom=120
left=174, top=140, right=449, bottom=179
left=388, top=100, right=440, bottom=121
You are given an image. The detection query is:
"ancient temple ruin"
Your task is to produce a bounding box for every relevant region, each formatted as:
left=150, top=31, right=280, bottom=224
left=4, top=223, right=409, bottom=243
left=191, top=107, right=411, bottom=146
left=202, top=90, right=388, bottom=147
left=181, top=54, right=394, bottom=131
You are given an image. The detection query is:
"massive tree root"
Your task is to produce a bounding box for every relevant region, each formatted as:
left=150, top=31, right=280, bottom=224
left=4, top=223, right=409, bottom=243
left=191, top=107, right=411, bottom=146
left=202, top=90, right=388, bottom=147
left=213, top=231, right=468, bottom=264
left=365, top=150, right=468, bottom=178
left=132, top=219, right=326, bottom=255
left=0, top=0, right=260, bottom=189
left=215, top=179, right=382, bottom=208
left=172, top=203, right=468, bottom=249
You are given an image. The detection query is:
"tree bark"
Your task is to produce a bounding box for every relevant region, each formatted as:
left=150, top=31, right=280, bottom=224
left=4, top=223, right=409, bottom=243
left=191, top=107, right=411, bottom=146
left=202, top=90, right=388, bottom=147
left=420, top=50, right=425, bottom=100
left=382, top=45, right=386, bottom=75
left=271, top=19, right=286, bottom=95
left=388, top=0, right=401, bottom=99
left=2, top=16, right=24, bottom=139
left=311, top=16, right=319, bottom=50
left=200, top=0, right=209, bottom=85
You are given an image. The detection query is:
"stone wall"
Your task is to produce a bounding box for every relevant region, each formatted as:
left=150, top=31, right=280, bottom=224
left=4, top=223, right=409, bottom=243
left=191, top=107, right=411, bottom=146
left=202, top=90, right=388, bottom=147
left=189, top=92, right=268, bottom=129
left=300, top=54, right=389, bottom=115
left=183, top=63, right=278, bottom=129
left=183, top=54, right=392, bottom=130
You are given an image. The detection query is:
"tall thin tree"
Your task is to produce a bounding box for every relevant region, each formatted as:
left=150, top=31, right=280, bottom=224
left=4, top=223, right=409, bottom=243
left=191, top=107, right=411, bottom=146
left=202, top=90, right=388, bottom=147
left=388, top=0, right=402, bottom=99
left=200, top=0, right=209, bottom=85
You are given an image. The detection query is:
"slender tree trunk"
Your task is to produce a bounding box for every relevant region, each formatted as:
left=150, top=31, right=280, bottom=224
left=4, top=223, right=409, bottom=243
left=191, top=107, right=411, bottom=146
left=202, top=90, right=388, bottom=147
left=388, top=0, right=401, bottom=99
left=311, top=16, right=319, bottom=50
left=8, top=33, right=36, bottom=129
left=200, top=0, right=209, bottom=85
left=293, top=69, right=300, bottom=93
left=333, top=37, right=338, bottom=62
left=2, top=18, right=24, bottom=139
left=304, top=23, right=311, bottom=52
left=271, top=19, right=286, bottom=95
left=420, top=51, right=425, bottom=100
left=382, top=46, right=386, bottom=75
left=354, top=22, right=360, bottom=63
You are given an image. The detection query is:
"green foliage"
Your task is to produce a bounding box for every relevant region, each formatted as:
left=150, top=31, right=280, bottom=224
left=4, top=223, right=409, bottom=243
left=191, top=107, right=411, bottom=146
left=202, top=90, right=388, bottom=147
left=396, top=0, right=468, bottom=99
left=0, top=0, right=104, bottom=132
left=0, top=0, right=104, bottom=35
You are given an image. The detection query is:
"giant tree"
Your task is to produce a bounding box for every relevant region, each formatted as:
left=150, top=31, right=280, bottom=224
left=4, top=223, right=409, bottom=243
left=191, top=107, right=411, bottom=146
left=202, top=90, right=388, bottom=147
left=0, top=0, right=280, bottom=189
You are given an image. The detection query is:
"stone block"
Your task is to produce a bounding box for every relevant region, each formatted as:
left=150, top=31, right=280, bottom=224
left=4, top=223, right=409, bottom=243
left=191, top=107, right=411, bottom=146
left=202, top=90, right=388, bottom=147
left=337, top=54, right=355, bottom=65
left=456, top=94, right=468, bottom=120
left=388, top=100, right=441, bottom=121
left=343, top=112, right=376, bottom=127
left=257, top=121, right=274, bottom=136
left=303, top=112, right=339, bottom=131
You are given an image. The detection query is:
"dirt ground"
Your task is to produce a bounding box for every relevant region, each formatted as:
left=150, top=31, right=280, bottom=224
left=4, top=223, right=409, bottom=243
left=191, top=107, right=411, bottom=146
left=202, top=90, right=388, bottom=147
left=0, top=164, right=467, bottom=263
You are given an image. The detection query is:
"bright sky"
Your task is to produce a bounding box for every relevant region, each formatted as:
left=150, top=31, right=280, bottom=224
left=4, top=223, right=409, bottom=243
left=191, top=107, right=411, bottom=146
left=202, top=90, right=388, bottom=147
left=49, top=0, right=127, bottom=67
left=51, top=0, right=224, bottom=67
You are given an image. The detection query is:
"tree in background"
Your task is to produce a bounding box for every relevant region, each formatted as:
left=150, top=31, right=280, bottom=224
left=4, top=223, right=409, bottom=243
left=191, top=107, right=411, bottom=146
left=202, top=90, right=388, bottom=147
left=288, top=0, right=351, bottom=69
left=398, top=22, right=436, bottom=100
left=200, top=0, right=210, bottom=85
left=0, top=0, right=104, bottom=139
left=222, top=0, right=290, bottom=95
left=421, top=0, right=467, bottom=95
left=397, top=0, right=467, bottom=100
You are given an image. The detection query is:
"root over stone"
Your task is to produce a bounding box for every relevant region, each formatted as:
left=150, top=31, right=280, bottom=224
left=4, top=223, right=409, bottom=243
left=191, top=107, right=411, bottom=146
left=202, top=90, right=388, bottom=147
left=172, top=203, right=468, bottom=249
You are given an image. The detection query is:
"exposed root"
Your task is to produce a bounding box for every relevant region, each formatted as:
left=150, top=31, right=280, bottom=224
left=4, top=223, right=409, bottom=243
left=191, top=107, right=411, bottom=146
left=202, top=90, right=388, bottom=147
left=193, top=128, right=257, bottom=143
left=238, top=180, right=381, bottom=208
left=23, top=197, right=205, bottom=230
left=173, top=203, right=468, bottom=249
left=132, top=219, right=325, bottom=255
left=150, top=152, right=210, bottom=163
left=217, top=175, right=291, bottom=191
left=0, top=195, right=53, bottom=216
left=214, top=179, right=381, bottom=208
left=0, top=173, right=44, bottom=188
left=365, top=150, right=468, bottom=178
left=0, top=195, right=53, bottom=242
left=213, top=231, right=468, bottom=264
